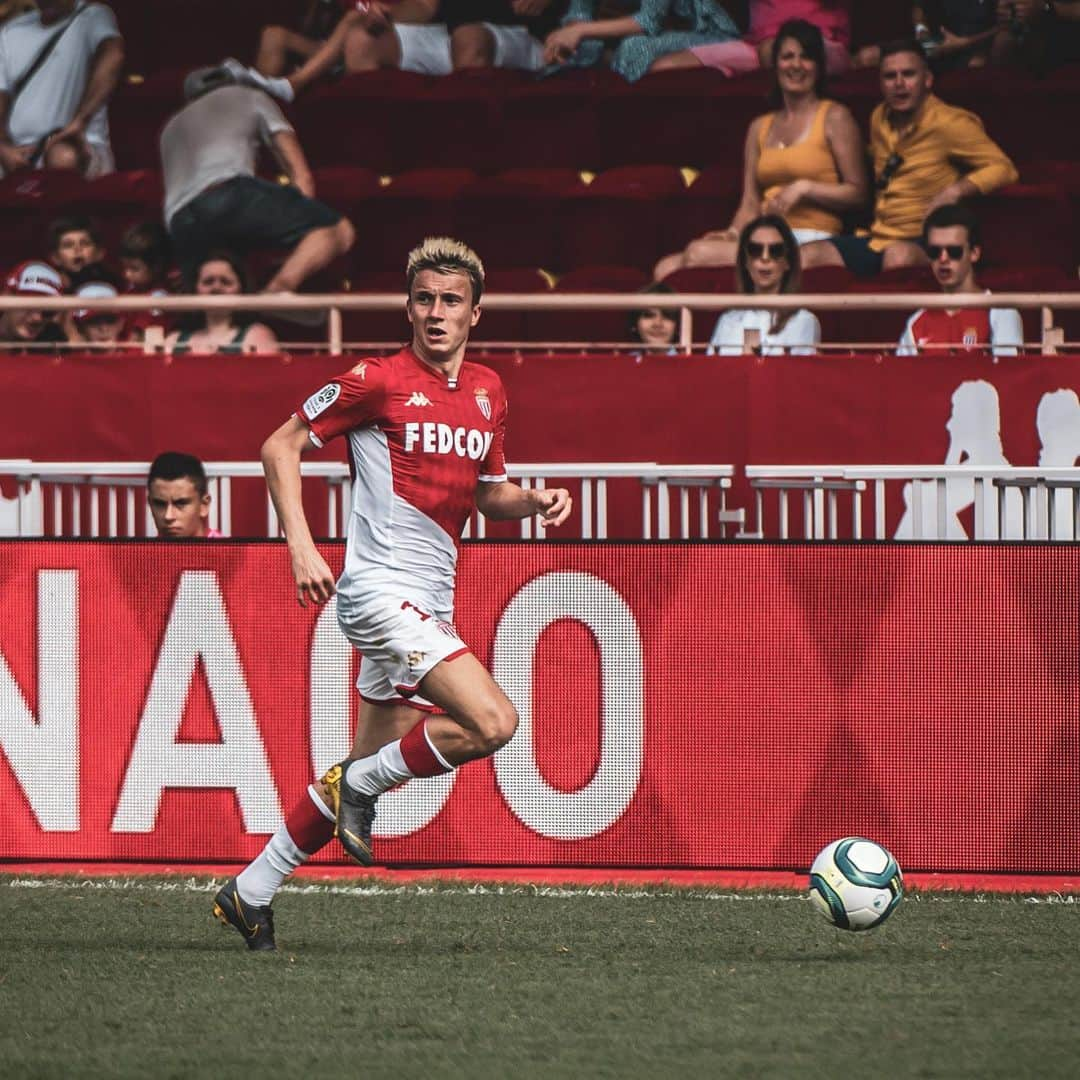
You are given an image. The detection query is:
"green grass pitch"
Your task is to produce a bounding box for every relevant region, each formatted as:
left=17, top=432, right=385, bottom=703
left=1, top=875, right=1077, bottom=1079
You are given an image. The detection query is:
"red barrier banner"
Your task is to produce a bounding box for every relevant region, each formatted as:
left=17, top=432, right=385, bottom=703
left=1, top=541, right=1076, bottom=872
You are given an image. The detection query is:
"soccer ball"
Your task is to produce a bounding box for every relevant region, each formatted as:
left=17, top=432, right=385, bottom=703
left=809, top=837, right=903, bottom=931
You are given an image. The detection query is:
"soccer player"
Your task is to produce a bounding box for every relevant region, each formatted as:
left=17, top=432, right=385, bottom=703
left=147, top=451, right=223, bottom=539
left=213, top=238, right=572, bottom=951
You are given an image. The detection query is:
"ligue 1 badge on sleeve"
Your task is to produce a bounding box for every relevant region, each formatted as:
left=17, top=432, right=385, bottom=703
left=474, top=387, right=491, bottom=421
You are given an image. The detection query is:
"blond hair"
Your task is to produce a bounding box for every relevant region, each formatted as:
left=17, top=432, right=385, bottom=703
left=406, top=237, right=485, bottom=304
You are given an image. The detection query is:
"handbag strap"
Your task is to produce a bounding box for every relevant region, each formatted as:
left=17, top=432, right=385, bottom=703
left=9, top=1, right=88, bottom=105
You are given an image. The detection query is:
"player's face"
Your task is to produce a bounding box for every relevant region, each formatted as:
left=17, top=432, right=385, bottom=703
left=636, top=307, right=677, bottom=348
left=53, top=231, right=100, bottom=274
left=407, top=269, right=480, bottom=363
left=926, top=225, right=979, bottom=292
left=745, top=226, right=789, bottom=295
left=775, top=37, right=817, bottom=97
left=196, top=260, right=242, bottom=296
left=148, top=477, right=210, bottom=538
left=880, top=51, right=932, bottom=116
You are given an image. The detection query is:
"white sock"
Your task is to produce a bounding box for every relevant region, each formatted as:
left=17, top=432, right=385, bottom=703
left=235, top=787, right=334, bottom=907
left=222, top=57, right=295, bottom=102
left=345, top=740, right=413, bottom=796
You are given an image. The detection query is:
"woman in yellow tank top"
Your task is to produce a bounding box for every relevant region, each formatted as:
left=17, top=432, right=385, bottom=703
left=655, top=18, right=867, bottom=279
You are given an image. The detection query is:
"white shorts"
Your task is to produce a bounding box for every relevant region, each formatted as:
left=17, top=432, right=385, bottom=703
left=336, top=591, right=469, bottom=711
left=395, top=22, right=543, bottom=74
left=792, top=228, right=835, bottom=246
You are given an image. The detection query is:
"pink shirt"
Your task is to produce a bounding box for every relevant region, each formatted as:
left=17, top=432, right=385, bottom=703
left=748, top=0, right=851, bottom=46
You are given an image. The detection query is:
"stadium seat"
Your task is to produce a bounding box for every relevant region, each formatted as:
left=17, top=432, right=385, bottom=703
left=663, top=164, right=741, bottom=256
left=660, top=266, right=737, bottom=343
left=528, top=264, right=649, bottom=345
left=473, top=267, right=553, bottom=345
left=455, top=169, right=586, bottom=271
left=976, top=185, right=1075, bottom=273
left=558, top=166, right=688, bottom=272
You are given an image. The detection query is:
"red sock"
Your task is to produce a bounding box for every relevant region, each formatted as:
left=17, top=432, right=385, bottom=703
left=284, top=785, right=336, bottom=854
left=399, top=719, right=453, bottom=778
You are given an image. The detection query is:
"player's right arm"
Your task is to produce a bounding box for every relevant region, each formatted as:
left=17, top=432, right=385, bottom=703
left=261, top=416, right=336, bottom=607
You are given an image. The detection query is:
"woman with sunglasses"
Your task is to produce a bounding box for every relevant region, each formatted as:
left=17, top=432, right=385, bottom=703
left=708, top=215, right=820, bottom=355
left=654, top=18, right=867, bottom=280
left=165, top=252, right=279, bottom=355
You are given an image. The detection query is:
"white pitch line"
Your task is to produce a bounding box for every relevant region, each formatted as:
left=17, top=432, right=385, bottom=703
left=1, top=876, right=1076, bottom=904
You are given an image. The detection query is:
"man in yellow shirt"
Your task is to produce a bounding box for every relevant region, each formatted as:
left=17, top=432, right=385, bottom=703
left=802, top=39, right=1018, bottom=277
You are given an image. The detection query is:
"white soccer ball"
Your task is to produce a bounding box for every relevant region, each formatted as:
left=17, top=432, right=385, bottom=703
left=809, top=836, right=903, bottom=931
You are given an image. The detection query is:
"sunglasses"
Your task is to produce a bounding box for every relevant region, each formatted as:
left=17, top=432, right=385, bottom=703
left=876, top=152, right=904, bottom=191
left=925, top=244, right=967, bottom=260
left=747, top=241, right=787, bottom=259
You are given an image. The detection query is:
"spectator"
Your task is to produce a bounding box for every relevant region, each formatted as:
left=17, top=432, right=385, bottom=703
left=164, top=251, right=279, bottom=355
left=0, top=260, right=65, bottom=347
left=0, top=0, right=124, bottom=178
left=897, top=204, right=1022, bottom=357
left=70, top=280, right=126, bottom=345
left=708, top=215, right=820, bottom=354
left=147, top=451, right=223, bottom=539
left=47, top=214, right=105, bottom=281
left=666, top=0, right=852, bottom=76
left=160, top=66, right=355, bottom=293
left=118, top=221, right=173, bottom=294
left=998, top=0, right=1080, bottom=70
left=855, top=3, right=1000, bottom=72
left=231, top=0, right=561, bottom=93
left=655, top=20, right=866, bottom=279
left=542, top=0, right=740, bottom=81
left=628, top=282, right=679, bottom=352
left=801, top=39, right=1018, bottom=276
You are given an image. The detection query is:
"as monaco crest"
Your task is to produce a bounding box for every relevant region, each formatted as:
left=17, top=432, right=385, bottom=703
left=475, top=387, right=491, bottom=421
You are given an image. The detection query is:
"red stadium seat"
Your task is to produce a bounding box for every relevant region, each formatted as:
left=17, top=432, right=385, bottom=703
left=660, top=266, right=737, bottom=342
left=528, top=264, right=649, bottom=345
left=456, top=169, right=586, bottom=271
left=664, top=164, right=741, bottom=257
left=976, top=185, right=1075, bottom=273
left=473, top=267, right=553, bottom=345
left=558, top=166, right=688, bottom=272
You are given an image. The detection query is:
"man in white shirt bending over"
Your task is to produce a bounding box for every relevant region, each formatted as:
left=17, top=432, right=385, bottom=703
left=897, top=204, right=1023, bottom=357
left=0, top=0, right=124, bottom=177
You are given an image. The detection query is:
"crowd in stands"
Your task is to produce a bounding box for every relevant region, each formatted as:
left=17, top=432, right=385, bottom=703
left=0, top=0, right=1074, bottom=357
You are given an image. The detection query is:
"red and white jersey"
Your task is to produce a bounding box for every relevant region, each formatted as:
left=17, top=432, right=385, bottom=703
left=297, top=347, right=508, bottom=611
left=898, top=299, right=1023, bottom=358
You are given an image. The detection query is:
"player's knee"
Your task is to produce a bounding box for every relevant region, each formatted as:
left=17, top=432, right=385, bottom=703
left=472, top=698, right=518, bottom=754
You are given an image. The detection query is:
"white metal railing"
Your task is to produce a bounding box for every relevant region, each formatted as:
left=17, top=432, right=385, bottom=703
left=0, top=290, right=1077, bottom=354
left=745, top=465, right=1080, bottom=540
left=0, top=460, right=736, bottom=541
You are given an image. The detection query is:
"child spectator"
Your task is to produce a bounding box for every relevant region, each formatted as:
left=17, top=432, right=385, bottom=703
left=708, top=215, right=820, bottom=354
left=47, top=215, right=105, bottom=282
left=118, top=221, right=173, bottom=294
left=0, top=260, right=66, bottom=347
left=628, top=282, right=679, bottom=353
left=71, top=280, right=126, bottom=345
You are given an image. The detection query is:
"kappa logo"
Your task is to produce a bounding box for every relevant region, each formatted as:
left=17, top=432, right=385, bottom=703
left=404, top=391, right=433, bottom=407
left=475, top=387, right=491, bottom=421
left=351, top=361, right=367, bottom=379
left=302, top=383, right=340, bottom=420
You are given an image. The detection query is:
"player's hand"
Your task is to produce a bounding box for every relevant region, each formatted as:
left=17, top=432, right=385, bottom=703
left=290, top=546, right=336, bottom=607
left=534, top=487, right=572, bottom=528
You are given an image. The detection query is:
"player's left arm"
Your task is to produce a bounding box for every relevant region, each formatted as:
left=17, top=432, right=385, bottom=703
left=476, top=481, right=572, bottom=527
